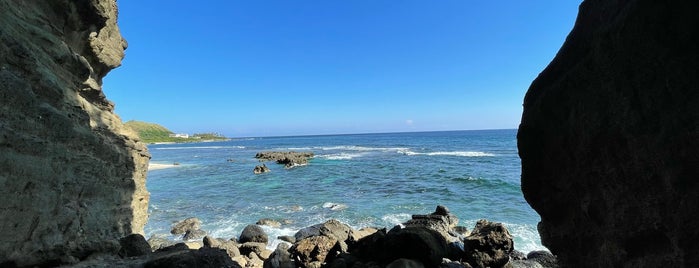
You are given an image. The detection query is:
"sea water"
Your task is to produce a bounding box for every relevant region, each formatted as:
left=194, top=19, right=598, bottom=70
left=144, top=129, right=546, bottom=253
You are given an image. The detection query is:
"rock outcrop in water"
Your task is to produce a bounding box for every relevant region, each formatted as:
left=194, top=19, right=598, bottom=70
left=0, top=0, right=149, bottom=266
left=519, top=0, right=699, bottom=267
left=255, top=151, right=314, bottom=168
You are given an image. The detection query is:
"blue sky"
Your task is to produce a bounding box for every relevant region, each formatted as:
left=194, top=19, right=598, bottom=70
left=103, top=1, right=580, bottom=137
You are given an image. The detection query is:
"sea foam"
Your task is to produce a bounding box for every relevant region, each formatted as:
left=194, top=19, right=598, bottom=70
left=400, top=150, right=495, bottom=157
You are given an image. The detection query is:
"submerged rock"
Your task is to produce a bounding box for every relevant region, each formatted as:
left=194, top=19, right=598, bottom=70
left=257, top=218, right=282, bottom=228
left=254, top=164, right=271, bottom=174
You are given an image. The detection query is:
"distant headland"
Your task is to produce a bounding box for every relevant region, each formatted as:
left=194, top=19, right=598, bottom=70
left=124, top=120, right=229, bottom=144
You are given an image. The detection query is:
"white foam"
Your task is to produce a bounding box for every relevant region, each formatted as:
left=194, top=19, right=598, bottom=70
left=381, top=213, right=411, bottom=226
left=287, top=146, right=409, bottom=152
left=317, top=153, right=365, bottom=160
left=400, top=150, right=495, bottom=157
left=322, top=202, right=348, bottom=211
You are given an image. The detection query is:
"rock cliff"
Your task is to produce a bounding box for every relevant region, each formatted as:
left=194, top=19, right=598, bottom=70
left=519, top=0, right=699, bottom=267
left=0, top=0, right=149, bottom=266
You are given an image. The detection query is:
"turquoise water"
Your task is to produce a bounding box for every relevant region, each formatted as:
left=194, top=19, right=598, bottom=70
left=144, top=129, right=545, bottom=252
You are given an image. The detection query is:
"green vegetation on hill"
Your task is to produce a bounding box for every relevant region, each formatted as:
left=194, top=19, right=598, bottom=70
left=124, top=120, right=228, bottom=144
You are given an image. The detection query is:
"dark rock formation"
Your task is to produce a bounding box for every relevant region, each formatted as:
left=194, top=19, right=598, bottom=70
left=295, top=219, right=352, bottom=242
left=519, top=0, right=699, bottom=267
left=183, top=229, right=207, bottom=241
left=240, top=224, right=269, bottom=244
left=526, top=251, right=558, bottom=268
left=257, top=218, right=282, bottom=228
left=255, top=151, right=314, bottom=168
left=254, top=164, right=271, bottom=174
left=0, top=0, right=149, bottom=266
left=264, top=243, right=295, bottom=268
left=290, top=235, right=339, bottom=268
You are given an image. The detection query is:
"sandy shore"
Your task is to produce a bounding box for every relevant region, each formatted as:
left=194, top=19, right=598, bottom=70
left=148, top=163, right=180, bottom=171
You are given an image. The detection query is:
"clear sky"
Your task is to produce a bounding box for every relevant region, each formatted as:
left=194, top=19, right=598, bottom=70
left=103, top=1, right=580, bottom=137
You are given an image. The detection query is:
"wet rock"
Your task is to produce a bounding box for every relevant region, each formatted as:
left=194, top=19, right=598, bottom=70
left=155, top=243, right=190, bottom=253
left=404, top=205, right=460, bottom=244
left=257, top=218, right=282, bottom=228
left=290, top=236, right=338, bottom=268
left=171, top=217, right=202, bottom=235
left=254, top=164, right=271, bottom=174
left=295, top=219, right=352, bottom=242
left=144, top=247, right=240, bottom=268
left=509, top=250, right=527, bottom=261
left=183, top=229, right=207, bottom=241
left=526, top=251, right=558, bottom=268
left=453, top=226, right=470, bottom=236
left=203, top=236, right=241, bottom=259
left=118, top=234, right=151, bottom=257
left=240, top=224, right=269, bottom=244
left=463, top=220, right=513, bottom=268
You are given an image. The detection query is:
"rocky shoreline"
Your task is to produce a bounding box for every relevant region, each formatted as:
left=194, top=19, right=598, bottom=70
left=69, top=206, right=556, bottom=268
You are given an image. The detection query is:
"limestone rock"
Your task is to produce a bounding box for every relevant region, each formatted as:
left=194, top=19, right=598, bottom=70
left=518, top=0, right=699, bottom=267
left=294, top=219, right=352, bottom=242
left=0, top=0, right=149, bottom=266
left=240, top=224, right=269, bottom=244
left=290, top=236, right=338, bottom=268
left=463, top=220, right=513, bottom=268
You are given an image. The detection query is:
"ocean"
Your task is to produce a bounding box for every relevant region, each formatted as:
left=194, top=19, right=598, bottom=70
left=144, top=129, right=545, bottom=253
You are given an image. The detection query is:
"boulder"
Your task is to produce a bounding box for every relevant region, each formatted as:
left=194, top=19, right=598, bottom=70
left=264, top=243, right=296, bottom=268
left=254, top=164, right=271, bottom=174
left=290, top=235, right=338, bottom=268
left=403, top=205, right=460, bottom=243
left=295, top=219, right=352, bottom=242
left=148, top=235, right=177, bottom=251
left=463, top=220, right=513, bottom=268
left=257, top=218, right=282, bottom=228
left=348, top=227, right=378, bottom=245
left=382, top=227, right=449, bottom=267
left=518, top=0, right=699, bottom=267
left=171, top=217, right=202, bottom=235
left=118, top=234, right=151, bottom=257
left=526, top=251, right=558, bottom=268
left=240, top=224, right=269, bottom=244
left=240, top=242, right=272, bottom=259
left=510, top=260, right=544, bottom=268
left=183, top=229, right=207, bottom=241
left=203, top=236, right=240, bottom=259
left=144, top=247, right=240, bottom=268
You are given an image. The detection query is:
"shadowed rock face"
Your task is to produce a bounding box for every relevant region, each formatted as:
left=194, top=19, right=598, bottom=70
left=0, top=0, right=149, bottom=266
left=519, top=0, right=699, bottom=267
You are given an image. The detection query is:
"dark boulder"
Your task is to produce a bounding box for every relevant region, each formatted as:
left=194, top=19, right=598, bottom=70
left=386, top=258, right=425, bottom=268
left=264, top=243, right=295, bottom=268
left=290, top=235, right=338, bottom=268
left=240, top=224, right=269, bottom=244
left=294, top=219, right=352, bottom=242
left=118, top=234, right=151, bottom=257
left=526, top=251, right=557, bottom=268
left=463, top=220, right=513, bottom=268
left=518, top=0, right=699, bottom=267
left=255, top=151, right=314, bottom=168
left=382, top=227, right=449, bottom=267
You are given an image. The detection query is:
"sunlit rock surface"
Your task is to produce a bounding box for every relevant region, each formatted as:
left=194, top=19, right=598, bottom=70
left=0, top=0, right=149, bottom=266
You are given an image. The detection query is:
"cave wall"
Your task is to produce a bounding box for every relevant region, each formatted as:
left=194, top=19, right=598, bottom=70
left=519, top=0, right=699, bottom=267
left=0, top=0, right=149, bottom=266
